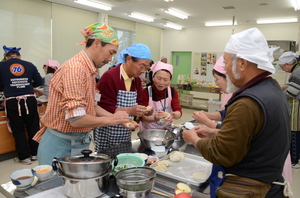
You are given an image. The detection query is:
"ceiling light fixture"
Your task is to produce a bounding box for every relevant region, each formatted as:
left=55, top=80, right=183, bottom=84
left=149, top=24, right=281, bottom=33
left=164, top=22, right=182, bottom=30
left=74, top=0, right=111, bottom=11
left=257, top=18, right=298, bottom=24
left=291, top=0, right=300, bottom=10
left=128, top=13, right=154, bottom=22
left=205, top=21, right=238, bottom=26
left=164, top=0, right=173, bottom=2
left=164, top=8, right=188, bottom=19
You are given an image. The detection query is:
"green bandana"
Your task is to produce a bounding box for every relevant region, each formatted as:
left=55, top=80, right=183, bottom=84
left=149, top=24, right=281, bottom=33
left=77, top=22, right=119, bottom=45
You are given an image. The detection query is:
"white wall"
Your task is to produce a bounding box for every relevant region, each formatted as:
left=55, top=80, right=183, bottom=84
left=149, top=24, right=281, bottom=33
left=0, top=0, right=52, bottom=74
left=51, top=3, right=98, bottom=64
left=1, top=0, right=299, bottom=85
left=0, top=0, right=163, bottom=75
left=162, top=23, right=299, bottom=61
left=109, top=16, right=163, bottom=62
left=161, top=23, right=300, bottom=99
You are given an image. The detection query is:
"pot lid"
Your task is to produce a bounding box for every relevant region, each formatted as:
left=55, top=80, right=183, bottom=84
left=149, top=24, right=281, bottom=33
left=60, top=149, right=111, bottom=163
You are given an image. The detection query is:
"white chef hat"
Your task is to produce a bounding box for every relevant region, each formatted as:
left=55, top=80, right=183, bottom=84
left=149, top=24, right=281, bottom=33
left=278, top=52, right=299, bottom=65
left=225, top=27, right=279, bottom=74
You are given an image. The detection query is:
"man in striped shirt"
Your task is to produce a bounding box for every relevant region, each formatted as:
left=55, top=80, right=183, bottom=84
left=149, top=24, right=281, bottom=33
left=33, top=22, right=137, bottom=165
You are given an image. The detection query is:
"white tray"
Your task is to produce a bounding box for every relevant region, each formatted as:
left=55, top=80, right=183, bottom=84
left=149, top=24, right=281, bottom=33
left=150, top=152, right=212, bottom=186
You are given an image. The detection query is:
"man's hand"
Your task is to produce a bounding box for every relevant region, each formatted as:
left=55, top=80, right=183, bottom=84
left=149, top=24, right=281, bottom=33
left=193, top=125, right=218, bottom=139
left=109, top=111, right=130, bottom=125
left=130, top=105, right=147, bottom=117
left=182, top=127, right=202, bottom=146
left=192, top=111, right=211, bottom=125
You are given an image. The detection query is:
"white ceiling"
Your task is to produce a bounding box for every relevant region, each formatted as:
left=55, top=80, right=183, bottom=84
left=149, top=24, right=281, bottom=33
left=45, top=0, right=300, bottom=29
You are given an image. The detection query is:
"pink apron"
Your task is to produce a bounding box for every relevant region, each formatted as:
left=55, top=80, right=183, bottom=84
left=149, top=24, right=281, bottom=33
left=140, top=86, right=172, bottom=131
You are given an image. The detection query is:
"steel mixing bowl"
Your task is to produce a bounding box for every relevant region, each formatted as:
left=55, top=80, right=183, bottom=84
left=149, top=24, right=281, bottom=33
left=137, top=129, right=176, bottom=149
left=115, top=167, right=156, bottom=192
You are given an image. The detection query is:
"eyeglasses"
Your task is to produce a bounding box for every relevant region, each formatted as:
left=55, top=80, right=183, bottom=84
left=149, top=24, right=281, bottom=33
left=139, top=63, right=150, bottom=69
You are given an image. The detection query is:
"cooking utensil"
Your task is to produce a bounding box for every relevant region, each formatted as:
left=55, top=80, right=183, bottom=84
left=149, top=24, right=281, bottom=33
left=138, top=129, right=176, bottom=149
left=150, top=152, right=212, bottom=186
left=52, top=149, right=113, bottom=179
left=60, top=166, right=112, bottom=198
left=151, top=190, right=173, bottom=198
left=115, top=167, right=156, bottom=198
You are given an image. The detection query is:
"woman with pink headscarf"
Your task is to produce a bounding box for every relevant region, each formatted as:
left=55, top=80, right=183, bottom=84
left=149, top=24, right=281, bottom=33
left=35, top=59, right=60, bottom=98
left=193, top=55, right=232, bottom=128
left=139, top=61, right=182, bottom=130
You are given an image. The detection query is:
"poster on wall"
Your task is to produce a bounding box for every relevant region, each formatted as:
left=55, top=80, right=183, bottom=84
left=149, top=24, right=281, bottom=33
left=192, top=52, right=223, bottom=86
left=193, top=68, right=200, bottom=79
left=201, top=53, right=207, bottom=76
left=207, top=53, right=217, bottom=64
left=193, top=52, right=201, bottom=80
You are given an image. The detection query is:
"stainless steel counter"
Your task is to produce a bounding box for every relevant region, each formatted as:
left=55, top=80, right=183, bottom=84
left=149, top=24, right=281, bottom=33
left=0, top=137, right=210, bottom=198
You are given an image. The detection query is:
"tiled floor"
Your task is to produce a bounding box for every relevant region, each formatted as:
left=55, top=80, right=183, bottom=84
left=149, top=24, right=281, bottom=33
left=0, top=108, right=299, bottom=197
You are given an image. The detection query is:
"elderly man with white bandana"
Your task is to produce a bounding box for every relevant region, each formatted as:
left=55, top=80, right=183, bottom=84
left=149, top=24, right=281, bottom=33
left=278, top=52, right=300, bottom=170
left=182, top=28, right=291, bottom=197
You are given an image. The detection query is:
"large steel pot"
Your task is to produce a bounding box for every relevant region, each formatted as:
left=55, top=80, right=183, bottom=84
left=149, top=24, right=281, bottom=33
left=60, top=166, right=111, bottom=198
left=115, top=167, right=156, bottom=198
left=138, top=129, right=176, bottom=149
left=52, top=149, right=115, bottom=179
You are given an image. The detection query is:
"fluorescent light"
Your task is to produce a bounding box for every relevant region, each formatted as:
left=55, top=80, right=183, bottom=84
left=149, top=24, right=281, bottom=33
left=205, top=21, right=238, bottom=26
left=257, top=18, right=298, bottom=24
left=164, top=22, right=182, bottom=30
left=74, top=0, right=111, bottom=11
left=291, top=0, right=300, bottom=10
left=164, top=0, right=173, bottom=2
left=164, top=8, right=188, bottom=19
left=128, top=13, right=154, bottom=22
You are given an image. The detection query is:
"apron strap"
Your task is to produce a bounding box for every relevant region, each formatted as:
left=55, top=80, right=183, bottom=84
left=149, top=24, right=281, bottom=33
left=272, top=178, right=293, bottom=197
left=48, top=128, right=90, bottom=140
left=5, top=94, right=35, bottom=116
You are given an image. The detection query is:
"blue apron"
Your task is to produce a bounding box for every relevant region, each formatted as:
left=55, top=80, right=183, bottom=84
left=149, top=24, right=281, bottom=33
left=210, top=110, right=226, bottom=198
left=94, top=90, right=137, bottom=151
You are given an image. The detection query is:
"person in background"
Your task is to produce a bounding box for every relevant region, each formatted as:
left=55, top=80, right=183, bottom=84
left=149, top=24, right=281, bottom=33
left=139, top=63, right=151, bottom=89
left=143, top=60, right=154, bottom=87
left=33, top=22, right=135, bottom=166
left=278, top=52, right=300, bottom=169
left=139, top=61, right=182, bottom=131
left=35, top=59, right=60, bottom=98
left=0, top=45, right=43, bottom=165
left=192, top=55, right=232, bottom=129
left=182, top=28, right=291, bottom=197
left=160, top=56, right=167, bottom=63
left=94, top=43, right=153, bottom=151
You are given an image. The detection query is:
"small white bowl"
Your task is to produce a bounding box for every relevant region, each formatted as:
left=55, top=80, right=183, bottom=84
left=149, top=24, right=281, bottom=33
left=33, top=165, right=53, bottom=181
left=10, top=169, right=35, bottom=190
left=151, top=146, right=169, bottom=158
